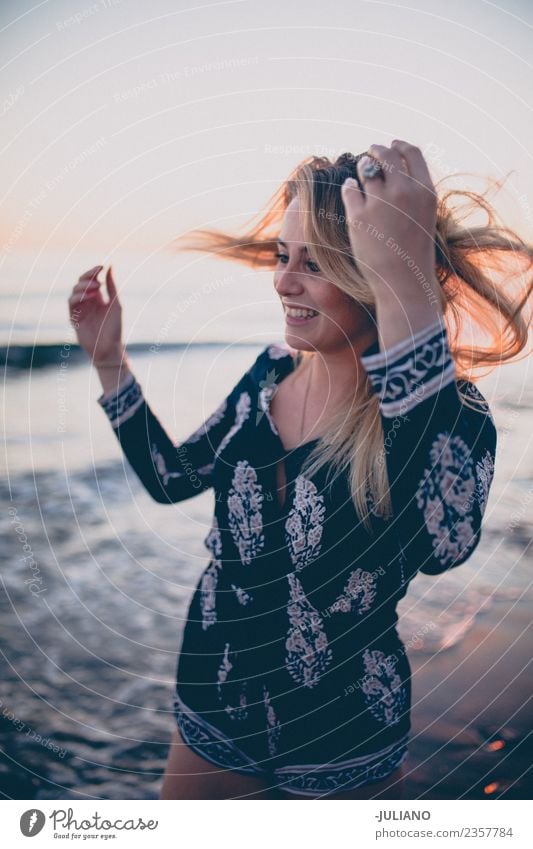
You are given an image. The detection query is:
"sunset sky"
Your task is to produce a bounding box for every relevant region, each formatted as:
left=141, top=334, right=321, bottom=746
left=1, top=0, right=532, bottom=350
left=2, top=0, right=532, bottom=255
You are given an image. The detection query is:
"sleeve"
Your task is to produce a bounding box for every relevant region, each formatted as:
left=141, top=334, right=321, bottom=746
left=96, top=356, right=257, bottom=504
left=360, top=316, right=498, bottom=575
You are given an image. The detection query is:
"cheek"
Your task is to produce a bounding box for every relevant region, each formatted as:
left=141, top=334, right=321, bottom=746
left=319, top=289, right=354, bottom=321
left=318, top=291, right=369, bottom=333
left=314, top=282, right=346, bottom=313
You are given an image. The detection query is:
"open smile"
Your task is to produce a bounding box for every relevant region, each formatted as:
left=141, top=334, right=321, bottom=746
left=284, top=305, right=319, bottom=325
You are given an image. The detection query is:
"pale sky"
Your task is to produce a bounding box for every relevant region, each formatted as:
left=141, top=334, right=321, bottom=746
left=1, top=0, right=532, bottom=263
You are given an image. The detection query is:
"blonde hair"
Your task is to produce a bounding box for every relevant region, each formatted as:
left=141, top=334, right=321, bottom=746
left=173, top=151, right=533, bottom=530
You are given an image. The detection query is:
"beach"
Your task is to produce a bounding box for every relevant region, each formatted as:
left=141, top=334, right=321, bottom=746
left=1, top=344, right=532, bottom=800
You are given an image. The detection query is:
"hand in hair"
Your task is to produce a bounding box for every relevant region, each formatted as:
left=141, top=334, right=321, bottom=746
left=341, top=140, right=439, bottom=301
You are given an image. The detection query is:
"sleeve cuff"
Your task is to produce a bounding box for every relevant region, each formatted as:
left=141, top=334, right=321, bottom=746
left=360, top=317, right=456, bottom=418
left=97, top=371, right=144, bottom=428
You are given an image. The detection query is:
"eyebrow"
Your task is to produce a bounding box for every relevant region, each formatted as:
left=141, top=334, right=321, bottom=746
left=276, top=239, right=308, bottom=252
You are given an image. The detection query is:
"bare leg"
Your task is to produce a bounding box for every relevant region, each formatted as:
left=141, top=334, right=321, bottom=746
left=159, top=727, right=276, bottom=800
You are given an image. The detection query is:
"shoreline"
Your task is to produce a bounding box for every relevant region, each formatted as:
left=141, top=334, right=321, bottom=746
left=1, top=340, right=262, bottom=370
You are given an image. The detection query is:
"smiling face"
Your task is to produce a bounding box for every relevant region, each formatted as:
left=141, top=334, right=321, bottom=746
left=274, top=196, right=376, bottom=354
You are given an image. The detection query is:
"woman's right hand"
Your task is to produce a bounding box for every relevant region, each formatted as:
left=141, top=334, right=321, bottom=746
left=69, top=265, right=124, bottom=365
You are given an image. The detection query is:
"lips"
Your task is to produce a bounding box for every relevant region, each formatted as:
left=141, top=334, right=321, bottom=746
left=284, top=305, right=319, bottom=318
left=285, top=307, right=318, bottom=318
left=284, top=305, right=319, bottom=326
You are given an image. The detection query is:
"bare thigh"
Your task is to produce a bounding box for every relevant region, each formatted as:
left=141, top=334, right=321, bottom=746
left=159, top=727, right=276, bottom=799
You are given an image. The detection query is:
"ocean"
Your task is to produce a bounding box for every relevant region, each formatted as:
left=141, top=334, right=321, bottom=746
left=1, top=249, right=532, bottom=799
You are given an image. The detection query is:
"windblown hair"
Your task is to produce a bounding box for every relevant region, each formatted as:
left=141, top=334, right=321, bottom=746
left=173, top=151, right=533, bottom=530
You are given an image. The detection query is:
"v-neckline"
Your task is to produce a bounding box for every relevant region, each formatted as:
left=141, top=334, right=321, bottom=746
left=259, top=349, right=322, bottom=455
left=258, top=348, right=322, bottom=511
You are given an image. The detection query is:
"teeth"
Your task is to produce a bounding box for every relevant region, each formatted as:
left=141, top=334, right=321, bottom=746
left=285, top=307, right=318, bottom=318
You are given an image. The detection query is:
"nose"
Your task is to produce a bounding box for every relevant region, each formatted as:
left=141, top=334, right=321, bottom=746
left=274, top=265, right=306, bottom=297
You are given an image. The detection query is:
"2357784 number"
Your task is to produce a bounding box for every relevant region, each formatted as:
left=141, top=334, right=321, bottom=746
left=462, top=828, right=514, bottom=838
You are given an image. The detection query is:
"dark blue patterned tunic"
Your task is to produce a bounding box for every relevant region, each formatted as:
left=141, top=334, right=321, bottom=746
left=97, top=318, right=497, bottom=796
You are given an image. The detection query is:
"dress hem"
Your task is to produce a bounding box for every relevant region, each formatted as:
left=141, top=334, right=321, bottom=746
left=174, top=692, right=410, bottom=797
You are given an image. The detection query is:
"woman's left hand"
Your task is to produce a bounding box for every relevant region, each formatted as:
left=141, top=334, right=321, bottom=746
left=341, top=140, right=439, bottom=297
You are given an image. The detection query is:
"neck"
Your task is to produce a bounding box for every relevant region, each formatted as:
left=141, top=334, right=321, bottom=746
left=306, top=330, right=377, bottom=399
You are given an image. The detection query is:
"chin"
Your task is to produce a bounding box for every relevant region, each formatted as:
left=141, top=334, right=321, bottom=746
left=283, top=329, right=317, bottom=351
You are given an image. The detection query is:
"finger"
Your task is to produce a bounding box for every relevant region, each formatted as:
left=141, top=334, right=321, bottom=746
left=341, top=176, right=366, bottom=220
left=72, top=277, right=101, bottom=294
left=363, top=144, right=407, bottom=193
left=69, top=290, right=99, bottom=306
left=78, top=265, right=103, bottom=282
left=390, top=140, right=434, bottom=189
left=105, top=265, right=118, bottom=303
left=353, top=154, right=388, bottom=203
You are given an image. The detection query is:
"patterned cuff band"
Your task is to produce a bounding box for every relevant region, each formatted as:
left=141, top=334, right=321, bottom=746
left=360, top=318, right=456, bottom=418
left=97, top=372, right=144, bottom=428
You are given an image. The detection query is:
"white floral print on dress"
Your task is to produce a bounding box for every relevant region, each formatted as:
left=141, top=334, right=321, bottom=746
left=267, top=343, right=291, bottom=360
left=416, top=432, right=477, bottom=568
left=214, top=392, right=252, bottom=459
left=328, top=567, right=378, bottom=615
left=262, top=685, right=282, bottom=757
left=200, top=517, right=223, bottom=630
left=475, top=449, right=495, bottom=516
left=224, top=687, right=248, bottom=721
left=224, top=681, right=248, bottom=720
left=285, top=572, right=332, bottom=689
left=150, top=442, right=185, bottom=486
left=231, top=584, right=253, bottom=605
left=216, top=643, right=248, bottom=721
left=186, top=399, right=228, bottom=443
left=460, top=381, right=495, bottom=425
left=360, top=648, right=406, bottom=726
left=227, top=460, right=265, bottom=565
left=217, top=642, right=232, bottom=691
left=285, top=476, right=326, bottom=571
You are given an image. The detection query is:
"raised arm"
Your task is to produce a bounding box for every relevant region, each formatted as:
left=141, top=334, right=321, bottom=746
left=97, top=370, right=246, bottom=503
left=68, top=264, right=255, bottom=504
left=341, top=140, right=497, bottom=573
left=360, top=317, right=497, bottom=575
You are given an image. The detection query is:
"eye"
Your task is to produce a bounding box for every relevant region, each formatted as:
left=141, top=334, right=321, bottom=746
left=275, top=252, right=321, bottom=273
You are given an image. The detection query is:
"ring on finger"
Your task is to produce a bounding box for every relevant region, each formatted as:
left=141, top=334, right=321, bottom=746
left=359, top=155, right=384, bottom=181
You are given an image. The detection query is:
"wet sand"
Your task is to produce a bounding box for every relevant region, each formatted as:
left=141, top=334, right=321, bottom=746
left=404, top=598, right=532, bottom=799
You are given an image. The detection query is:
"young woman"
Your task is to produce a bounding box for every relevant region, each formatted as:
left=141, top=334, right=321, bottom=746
left=69, top=140, right=532, bottom=800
